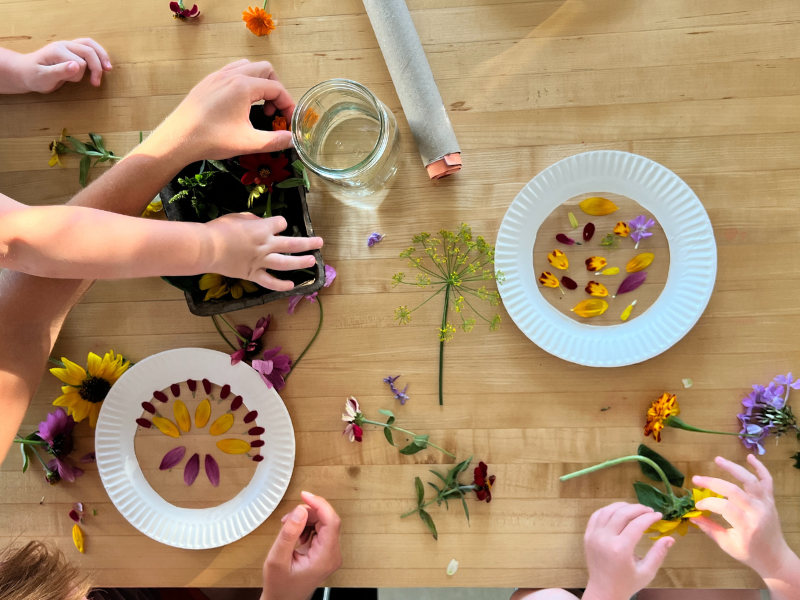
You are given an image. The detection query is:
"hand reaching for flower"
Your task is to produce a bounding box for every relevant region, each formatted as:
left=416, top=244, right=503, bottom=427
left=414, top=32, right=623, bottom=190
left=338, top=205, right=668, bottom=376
left=262, top=492, right=342, bottom=600
left=0, top=40, right=112, bottom=94
left=146, top=59, right=295, bottom=164
left=691, top=455, right=800, bottom=600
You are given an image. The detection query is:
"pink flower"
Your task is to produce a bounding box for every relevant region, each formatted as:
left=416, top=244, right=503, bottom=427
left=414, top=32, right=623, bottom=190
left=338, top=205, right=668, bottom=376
left=37, top=408, right=76, bottom=458
left=46, top=458, right=84, bottom=484
left=341, top=397, right=364, bottom=443
left=170, top=1, right=200, bottom=19
left=343, top=423, right=363, bottom=443
left=287, top=265, right=337, bottom=315
left=251, top=346, right=292, bottom=391
left=230, top=316, right=270, bottom=365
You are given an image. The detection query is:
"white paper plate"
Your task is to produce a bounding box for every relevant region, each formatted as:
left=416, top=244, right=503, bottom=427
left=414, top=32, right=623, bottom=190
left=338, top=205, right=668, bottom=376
left=495, top=151, right=716, bottom=367
left=95, top=348, right=295, bottom=549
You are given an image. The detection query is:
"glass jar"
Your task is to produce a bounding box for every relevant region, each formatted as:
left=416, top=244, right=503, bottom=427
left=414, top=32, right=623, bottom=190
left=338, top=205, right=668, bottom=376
left=291, top=79, right=400, bottom=196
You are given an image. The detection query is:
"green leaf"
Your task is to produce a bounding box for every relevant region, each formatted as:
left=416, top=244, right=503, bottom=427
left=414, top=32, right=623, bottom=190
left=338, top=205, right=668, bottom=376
left=399, top=442, right=425, bottom=455
left=383, top=425, right=395, bottom=446
left=275, top=177, right=305, bottom=189
left=792, top=452, right=800, bottom=469
left=419, top=509, right=438, bottom=540
left=427, top=482, right=442, bottom=494
left=207, top=204, right=220, bottom=220
left=429, top=470, right=447, bottom=484
left=89, top=133, right=106, bottom=153
left=20, top=443, right=29, bottom=473
left=413, top=435, right=429, bottom=448
left=78, top=155, right=91, bottom=187
left=207, top=159, right=229, bottom=172
left=67, top=136, right=88, bottom=154
left=415, top=476, right=424, bottom=505
left=638, top=444, right=685, bottom=487
left=446, top=457, right=472, bottom=486
left=378, top=409, right=395, bottom=418
left=633, top=482, right=672, bottom=513
left=461, top=496, right=470, bottom=523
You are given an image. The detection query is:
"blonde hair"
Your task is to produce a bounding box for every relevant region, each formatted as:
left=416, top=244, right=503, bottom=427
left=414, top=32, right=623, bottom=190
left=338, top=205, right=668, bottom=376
left=0, top=541, right=91, bottom=600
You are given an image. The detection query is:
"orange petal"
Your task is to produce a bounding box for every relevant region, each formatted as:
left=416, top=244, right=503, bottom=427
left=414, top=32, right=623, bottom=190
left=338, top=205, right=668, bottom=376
left=538, top=272, right=559, bottom=288
left=585, top=281, right=609, bottom=297
left=571, top=299, right=609, bottom=318
left=209, top=413, right=234, bottom=436
left=613, top=221, right=630, bottom=237
left=173, top=400, right=191, bottom=433
left=216, top=439, right=251, bottom=454
left=585, top=256, right=607, bottom=271
left=579, top=197, right=619, bottom=216
left=195, top=399, right=211, bottom=428
left=152, top=417, right=181, bottom=438
left=547, top=249, right=569, bottom=270
left=626, top=253, right=655, bottom=273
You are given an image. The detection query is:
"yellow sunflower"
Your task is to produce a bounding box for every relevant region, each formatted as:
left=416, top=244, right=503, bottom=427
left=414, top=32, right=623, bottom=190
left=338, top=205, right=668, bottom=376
left=646, top=488, right=721, bottom=539
left=199, top=273, right=259, bottom=301
left=48, top=128, right=68, bottom=167
left=52, top=351, right=130, bottom=427
left=644, top=392, right=680, bottom=442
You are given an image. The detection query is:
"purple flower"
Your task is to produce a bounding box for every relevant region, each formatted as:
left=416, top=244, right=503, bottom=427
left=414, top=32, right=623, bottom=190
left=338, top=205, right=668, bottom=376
left=230, top=316, right=270, bottom=365
left=367, top=232, right=385, bottom=247
left=629, top=215, right=655, bottom=247
left=738, top=374, right=799, bottom=454
left=38, top=408, right=76, bottom=458
left=170, top=1, right=200, bottom=19
left=287, top=265, right=337, bottom=315
left=46, top=458, right=84, bottom=484
left=775, top=372, right=800, bottom=390
left=383, top=375, right=410, bottom=405
left=252, top=347, right=292, bottom=391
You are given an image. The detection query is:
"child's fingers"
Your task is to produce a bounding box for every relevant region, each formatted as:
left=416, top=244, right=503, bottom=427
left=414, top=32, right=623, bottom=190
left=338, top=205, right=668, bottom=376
left=694, top=497, right=748, bottom=529
left=270, top=235, right=324, bottom=254
left=593, top=502, right=632, bottom=530
left=713, top=456, right=760, bottom=488
left=262, top=253, right=317, bottom=272
left=637, top=536, right=675, bottom=578
left=221, top=58, right=251, bottom=72
left=64, top=42, right=103, bottom=85
left=692, top=475, right=752, bottom=510
left=40, top=62, right=81, bottom=88
left=606, top=503, right=653, bottom=535
left=266, top=505, right=308, bottom=568
left=71, top=38, right=112, bottom=70
left=746, top=454, right=774, bottom=495
left=690, top=515, right=729, bottom=546
left=263, top=215, right=288, bottom=235
left=621, top=510, right=663, bottom=545
left=252, top=270, right=295, bottom=292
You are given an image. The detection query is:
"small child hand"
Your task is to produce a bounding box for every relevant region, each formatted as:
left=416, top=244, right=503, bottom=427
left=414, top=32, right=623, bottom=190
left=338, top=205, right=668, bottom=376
left=205, top=213, right=323, bottom=292
left=582, top=503, right=674, bottom=600
left=16, top=39, right=112, bottom=93
left=691, top=455, right=798, bottom=582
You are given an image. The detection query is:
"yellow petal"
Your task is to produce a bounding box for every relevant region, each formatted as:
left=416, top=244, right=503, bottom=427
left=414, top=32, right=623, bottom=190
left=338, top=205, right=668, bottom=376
left=571, top=299, right=609, bottom=318
left=216, top=439, right=251, bottom=454
left=72, top=524, right=85, bottom=554
left=53, top=392, right=82, bottom=407
left=50, top=357, right=87, bottom=386
left=620, top=300, right=637, bottom=321
left=601, top=267, right=620, bottom=276
left=547, top=249, right=569, bottom=270
left=49, top=155, right=60, bottom=167
left=613, top=221, right=630, bottom=237
left=174, top=400, right=191, bottom=432
left=568, top=212, right=579, bottom=229
left=152, top=417, right=181, bottom=438
left=585, top=256, right=607, bottom=272
left=86, top=352, right=102, bottom=377
left=538, top=272, right=559, bottom=288
left=579, top=197, right=619, bottom=216
left=209, top=413, right=234, bottom=436
left=647, top=519, right=680, bottom=534
left=240, top=280, right=259, bottom=293
left=199, top=273, right=223, bottom=291
left=89, top=403, right=102, bottom=428
left=585, top=281, right=609, bottom=297
left=676, top=519, right=690, bottom=536
left=627, top=253, right=655, bottom=273
left=195, top=399, right=211, bottom=428
left=230, top=284, right=243, bottom=300
left=71, top=400, right=92, bottom=423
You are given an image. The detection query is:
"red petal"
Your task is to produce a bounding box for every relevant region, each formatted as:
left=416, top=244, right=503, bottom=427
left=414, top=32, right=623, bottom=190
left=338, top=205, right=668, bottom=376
left=561, top=276, right=578, bottom=290
left=136, top=418, right=152, bottom=428
left=252, top=455, right=264, bottom=462
left=473, top=467, right=486, bottom=487
left=153, top=391, right=168, bottom=403
left=238, top=154, right=262, bottom=170
left=202, top=379, right=212, bottom=394
left=169, top=1, right=181, bottom=11
left=248, top=427, right=265, bottom=435
left=204, top=454, right=220, bottom=487
left=184, top=453, right=200, bottom=486
left=231, top=396, right=243, bottom=410
left=244, top=411, right=258, bottom=423
left=69, top=509, right=80, bottom=523
left=170, top=383, right=181, bottom=397
left=159, top=446, right=186, bottom=470
left=186, top=4, right=199, bottom=16
left=476, top=489, right=488, bottom=501
left=187, top=379, right=197, bottom=391
left=220, top=384, right=231, bottom=399
left=583, top=223, right=595, bottom=242
left=141, top=402, right=156, bottom=414
left=250, top=440, right=265, bottom=448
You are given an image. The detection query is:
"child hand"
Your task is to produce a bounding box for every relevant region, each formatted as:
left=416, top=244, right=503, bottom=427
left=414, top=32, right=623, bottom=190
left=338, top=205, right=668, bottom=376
left=582, top=503, right=675, bottom=600
left=691, top=455, right=798, bottom=581
left=262, top=492, right=342, bottom=600
left=16, top=39, right=111, bottom=93
left=205, top=214, right=323, bottom=292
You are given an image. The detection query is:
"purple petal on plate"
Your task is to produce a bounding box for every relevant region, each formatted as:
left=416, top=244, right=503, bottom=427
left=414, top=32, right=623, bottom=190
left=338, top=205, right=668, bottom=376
left=555, top=233, right=576, bottom=245
left=244, top=411, right=258, bottom=423
left=69, top=509, right=80, bottom=523
left=159, top=446, right=187, bottom=471
left=153, top=391, right=168, bottom=403
left=79, top=452, right=96, bottom=464
left=231, top=396, right=243, bottom=411
left=220, top=384, right=231, bottom=399
left=141, top=402, right=156, bottom=414
left=184, top=453, right=200, bottom=486
left=561, top=276, right=578, bottom=290
left=250, top=440, right=265, bottom=448
left=205, top=454, right=220, bottom=488
left=616, top=271, right=648, bottom=296
left=252, top=455, right=264, bottom=462
left=136, top=418, right=152, bottom=428
left=248, top=427, right=265, bottom=435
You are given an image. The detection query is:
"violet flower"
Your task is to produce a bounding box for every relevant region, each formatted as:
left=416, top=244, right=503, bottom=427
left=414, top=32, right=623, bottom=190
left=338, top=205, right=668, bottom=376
left=46, top=458, right=83, bottom=484
left=252, top=347, right=292, bottom=391
left=629, top=215, right=655, bottom=249
left=367, top=232, right=385, bottom=247
left=287, top=265, right=337, bottom=315
left=170, top=1, right=200, bottom=19
left=38, top=408, right=76, bottom=458
left=383, top=375, right=410, bottom=405
left=230, top=316, right=270, bottom=365
left=738, top=373, right=799, bottom=454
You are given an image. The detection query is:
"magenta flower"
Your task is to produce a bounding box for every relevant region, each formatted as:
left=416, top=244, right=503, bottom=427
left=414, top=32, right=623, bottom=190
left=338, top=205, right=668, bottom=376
left=367, top=232, right=385, bottom=247
left=46, top=457, right=83, bottom=484
left=38, top=408, right=76, bottom=458
left=287, top=265, right=337, bottom=315
left=251, top=347, right=292, bottom=391
left=170, top=1, right=200, bottom=19
left=629, top=215, right=655, bottom=248
left=230, top=315, right=270, bottom=365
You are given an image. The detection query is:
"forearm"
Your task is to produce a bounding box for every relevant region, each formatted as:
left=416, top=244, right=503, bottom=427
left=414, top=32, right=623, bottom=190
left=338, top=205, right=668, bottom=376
left=0, top=47, right=28, bottom=94
left=762, top=550, right=800, bottom=600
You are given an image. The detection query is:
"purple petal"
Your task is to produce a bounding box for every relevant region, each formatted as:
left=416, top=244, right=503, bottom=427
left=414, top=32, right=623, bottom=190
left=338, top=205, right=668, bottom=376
left=230, top=349, right=246, bottom=365
left=184, top=453, right=200, bottom=486
left=262, top=346, right=281, bottom=361
left=205, top=454, right=220, bottom=487
left=615, top=271, right=647, bottom=295
left=287, top=295, right=303, bottom=315
left=169, top=1, right=181, bottom=12
left=249, top=427, right=265, bottom=435
left=253, top=455, right=264, bottom=462
left=186, top=4, right=200, bottom=17
left=153, top=391, right=168, bottom=403
left=79, top=452, right=96, bottom=464
left=142, top=401, right=156, bottom=414
left=250, top=440, right=265, bottom=448
left=252, top=359, right=274, bottom=376
left=73, top=502, right=84, bottom=514
left=306, top=292, right=319, bottom=303
left=136, top=418, right=152, bottom=428
left=236, top=324, right=254, bottom=339
left=160, top=446, right=187, bottom=470
left=323, top=265, right=337, bottom=287
left=220, top=384, right=231, bottom=399
left=555, top=233, right=576, bottom=245
left=69, top=509, right=80, bottom=523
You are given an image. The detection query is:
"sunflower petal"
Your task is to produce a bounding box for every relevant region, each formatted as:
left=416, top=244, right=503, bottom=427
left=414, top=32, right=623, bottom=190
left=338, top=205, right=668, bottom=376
left=579, top=197, right=619, bottom=216
left=72, top=524, right=85, bottom=553
left=174, top=400, right=191, bottom=432
left=626, top=253, right=655, bottom=273
left=571, top=299, right=609, bottom=318
left=89, top=403, right=102, bottom=428
left=71, top=400, right=92, bottom=423
left=152, top=417, right=181, bottom=438
left=240, top=280, right=259, bottom=293
left=216, top=439, right=252, bottom=454
left=195, top=399, right=211, bottom=428
left=209, top=413, right=234, bottom=436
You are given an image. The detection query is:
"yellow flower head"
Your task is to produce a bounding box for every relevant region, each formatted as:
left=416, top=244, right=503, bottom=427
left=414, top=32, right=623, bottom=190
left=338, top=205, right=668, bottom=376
left=198, top=274, right=258, bottom=301
left=644, top=393, right=680, bottom=442
left=613, top=221, right=630, bottom=237
left=48, top=128, right=68, bottom=167
left=547, top=249, right=569, bottom=270
left=141, top=198, right=163, bottom=218
left=646, top=488, right=722, bottom=540
left=52, top=350, right=130, bottom=427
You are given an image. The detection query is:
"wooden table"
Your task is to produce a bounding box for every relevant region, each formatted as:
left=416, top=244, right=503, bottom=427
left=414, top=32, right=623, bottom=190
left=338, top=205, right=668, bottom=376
left=1, top=0, right=799, bottom=590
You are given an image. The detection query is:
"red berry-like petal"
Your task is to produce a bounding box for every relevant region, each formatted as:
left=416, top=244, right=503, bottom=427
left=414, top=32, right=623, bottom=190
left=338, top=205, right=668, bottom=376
left=244, top=411, right=258, bottom=423
left=153, top=391, right=168, bottom=403
left=252, top=455, right=264, bottom=462
left=220, top=384, right=231, bottom=399
left=187, top=379, right=196, bottom=391
left=203, top=379, right=212, bottom=394
left=136, top=418, right=152, bottom=428
left=583, top=222, right=595, bottom=242
left=250, top=440, right=265, bottom=448
left=171, top=383, right=181, bottom=397
left=561, top=276, right=578, bottom=290
left=231, top=396, right=243, bottom=411
left=248, top=427, right=265, bottom=435
left=142, top=402, right=156, bottom=414
left=69, top=509, right=80, bottom=523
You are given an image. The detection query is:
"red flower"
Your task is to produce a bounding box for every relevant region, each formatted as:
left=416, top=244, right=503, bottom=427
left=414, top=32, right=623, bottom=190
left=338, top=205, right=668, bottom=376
left=473, top=461, right=496, bottom=503
left=239, top=153, right=290, bottom=191
left=170, top=1, right=200, bottom=19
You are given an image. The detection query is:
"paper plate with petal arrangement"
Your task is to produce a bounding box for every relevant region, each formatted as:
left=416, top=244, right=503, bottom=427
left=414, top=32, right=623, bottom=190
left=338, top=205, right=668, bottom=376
left=495, top=151, right=716, bottom=367
left=95, top=348, right=295, bottom=549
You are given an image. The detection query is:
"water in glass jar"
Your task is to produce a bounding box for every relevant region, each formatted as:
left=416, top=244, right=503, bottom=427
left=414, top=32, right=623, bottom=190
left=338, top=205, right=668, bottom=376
left=310, top=102, right=381, bottom=170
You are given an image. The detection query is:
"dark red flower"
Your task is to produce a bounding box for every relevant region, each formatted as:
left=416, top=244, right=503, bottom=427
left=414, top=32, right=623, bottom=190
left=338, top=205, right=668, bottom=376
left=170, top=1, right=200, bottom=19
left=473, top=461, right=496, bottom=503
left=239, top=153, right=290, bottom=191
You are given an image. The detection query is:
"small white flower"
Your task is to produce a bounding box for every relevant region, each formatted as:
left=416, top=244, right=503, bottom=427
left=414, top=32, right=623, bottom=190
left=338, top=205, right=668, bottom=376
left=446, top=559, right=459, bottom=576
left=342, top=396, right=361, bottom=423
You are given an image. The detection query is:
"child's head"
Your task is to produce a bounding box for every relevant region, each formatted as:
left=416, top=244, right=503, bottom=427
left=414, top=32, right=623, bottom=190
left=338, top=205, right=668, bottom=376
left=0, top=541, right=91, bottom=600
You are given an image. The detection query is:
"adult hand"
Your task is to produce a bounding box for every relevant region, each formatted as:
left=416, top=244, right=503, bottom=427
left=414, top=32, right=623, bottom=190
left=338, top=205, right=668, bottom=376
left=205, top=214, right=322, bottom=292
left=262, top=492, right=342, bottom=600
left=16, top=39, right=112, bottom=93
left=691, top=455, right=798, bottom=581
left=150, top=59, right=295, bottom=164
left=582, top=503, right=674, bottom=600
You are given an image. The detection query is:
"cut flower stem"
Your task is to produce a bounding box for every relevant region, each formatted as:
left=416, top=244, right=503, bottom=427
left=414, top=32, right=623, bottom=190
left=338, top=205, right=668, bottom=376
left=286, top=296, right=323, bottom=379
left=400, top=484, right=479, bottom=518
left=666, top=416, right=760, bottom=437
left=359, top=418, right=456, bottom=458
left=560, top=455, right=677, bottom=498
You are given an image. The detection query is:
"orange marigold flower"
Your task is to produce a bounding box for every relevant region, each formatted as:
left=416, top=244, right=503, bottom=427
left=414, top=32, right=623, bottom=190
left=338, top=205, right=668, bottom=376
left=272, top=115, right=288, bottom=131
left=644, top=393, right=680, bottom=442
left=243, top=6, right=275, bottom=37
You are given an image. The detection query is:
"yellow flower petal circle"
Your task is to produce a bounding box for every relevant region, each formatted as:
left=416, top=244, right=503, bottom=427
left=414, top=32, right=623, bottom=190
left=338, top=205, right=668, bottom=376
left=195, top=399, right=211, bottom=428
left=209, top=413, right=234, bottom=436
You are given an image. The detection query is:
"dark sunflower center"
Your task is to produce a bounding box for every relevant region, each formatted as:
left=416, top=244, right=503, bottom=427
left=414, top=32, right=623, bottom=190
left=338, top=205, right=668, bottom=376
left=50, top=433, right=74, bottom=458
left=79, top=376, right=111, bottom=404
left=258, top=166, right=271, bottom=179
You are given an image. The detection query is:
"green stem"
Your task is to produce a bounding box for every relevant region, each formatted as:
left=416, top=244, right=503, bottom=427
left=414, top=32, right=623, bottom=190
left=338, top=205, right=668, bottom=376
left=262, top=0, right=268, bottom=9
left=217, top=314, right=249, bottom=343
left=30, top=446, right=54, bottom=473
left=48, top=357, right=65, bottom=368
left=360, top=418, right=456, bottom=458
left=400, top=485, right=479, bottom=518
left=439, top=283, right=451, bottom=406
left=211, top=315, right=238, bottom=352
left=286, top=296, right=323, bottom=379
left=13, top=437, right=48, bottom=447
left=560, top=455, right=677, bottom=498
left=666, top=416, right=759, bottom=437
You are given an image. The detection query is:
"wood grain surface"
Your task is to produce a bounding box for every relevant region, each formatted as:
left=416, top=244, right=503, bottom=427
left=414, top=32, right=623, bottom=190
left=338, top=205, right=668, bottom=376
left=1, top=0, right=799, bottom=590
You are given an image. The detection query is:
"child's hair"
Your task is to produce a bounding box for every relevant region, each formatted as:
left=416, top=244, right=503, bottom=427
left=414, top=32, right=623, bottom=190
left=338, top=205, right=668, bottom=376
left=0, top=541, right=91, bottom=600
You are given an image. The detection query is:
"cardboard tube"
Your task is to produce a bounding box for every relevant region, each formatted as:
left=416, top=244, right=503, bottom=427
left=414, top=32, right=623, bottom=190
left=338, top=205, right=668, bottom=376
left=362, top=0, right=462, bottom=179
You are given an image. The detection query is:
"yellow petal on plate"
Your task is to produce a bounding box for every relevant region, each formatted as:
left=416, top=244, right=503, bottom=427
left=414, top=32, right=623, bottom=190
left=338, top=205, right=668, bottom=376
left=620, top=300, right=637, bottom=321
left=571, top=299, right=609, bottom=318
left=585, top=256, right=607, bottom=271
left=209, top=413, right=234, bottom=436
left=585, top=281, right=609, bottom=297
left=152, top=417, right=181, bottom=438
left=547, top=249, right=569, bottom=270
left=538, top=272, right=560, bottom=288
left=600, top=267, right=620, bottom=276
left=216, top=439, right=252, bottom=454
left=72, top=524, right=85, bottom=554
left=613, top=221, right=630, bottom=237
left=579, top=197, right=619, bottom=216
left=195, top=398, right=211, bottom=428
left=627, top=253, right=655, bottom=273
left=173, top=400, right=191, bottom=433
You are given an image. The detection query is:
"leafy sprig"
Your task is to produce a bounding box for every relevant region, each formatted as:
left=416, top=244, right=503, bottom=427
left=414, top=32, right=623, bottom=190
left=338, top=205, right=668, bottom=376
left=362, top=408, right=455, bottom=458
left=56, top=133, right=122, bottom=187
